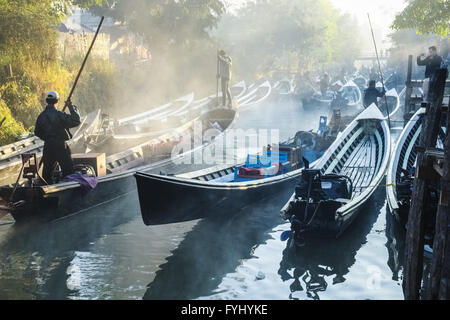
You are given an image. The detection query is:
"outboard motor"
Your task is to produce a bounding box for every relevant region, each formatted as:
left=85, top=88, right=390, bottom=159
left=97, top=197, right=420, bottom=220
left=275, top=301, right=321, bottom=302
left=288, top=169, right=352, bottom=246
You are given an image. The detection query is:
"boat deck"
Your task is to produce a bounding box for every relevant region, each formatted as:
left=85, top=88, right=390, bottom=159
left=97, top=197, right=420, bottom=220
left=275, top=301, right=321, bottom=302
left=336, top=135, right=378, bottom=199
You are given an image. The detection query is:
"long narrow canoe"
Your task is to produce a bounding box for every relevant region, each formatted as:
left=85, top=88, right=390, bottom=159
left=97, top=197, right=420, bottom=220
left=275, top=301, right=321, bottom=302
left=239, top=81, right=272, bottom=108
left=378, top=88, right=401, bottom=120
left=134, top=139, right=321, bottom=226
left=386, top=107, right=425, bottom=220
left=88, top=82, right=247, bottom=153
left=280, top=103, right=391, bottom=245
left=118, top=93, right=194, bottom=126
left=0, top=107, right=238, bottom=223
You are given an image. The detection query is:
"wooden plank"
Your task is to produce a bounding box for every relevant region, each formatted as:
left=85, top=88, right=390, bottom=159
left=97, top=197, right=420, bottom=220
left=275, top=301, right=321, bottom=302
left=404, top=55, right=414, bottom=125
left=403, top=68, right=448, bottom=300
left=427, top=72, right=450, bottom=299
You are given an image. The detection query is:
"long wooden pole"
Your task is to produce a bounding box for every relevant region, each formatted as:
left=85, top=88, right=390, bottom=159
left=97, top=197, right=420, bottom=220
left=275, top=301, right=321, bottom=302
left=367, top=13, right=391, bottom=128
left=216, top=49, right=220, bottom=107
left=63, top=16, right=105, bottom=111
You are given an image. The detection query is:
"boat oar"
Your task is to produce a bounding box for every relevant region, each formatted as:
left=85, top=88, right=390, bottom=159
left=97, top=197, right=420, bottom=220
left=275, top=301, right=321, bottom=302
left=367, top=13, right=391, bottom=128
left=63, top=16, right=105, bottom=112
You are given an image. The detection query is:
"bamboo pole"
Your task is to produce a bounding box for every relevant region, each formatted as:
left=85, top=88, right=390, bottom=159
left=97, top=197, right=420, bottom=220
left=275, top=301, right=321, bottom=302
left=63, top=16, right=105, bottom=111
left=367, top=13, right=391, bottom=128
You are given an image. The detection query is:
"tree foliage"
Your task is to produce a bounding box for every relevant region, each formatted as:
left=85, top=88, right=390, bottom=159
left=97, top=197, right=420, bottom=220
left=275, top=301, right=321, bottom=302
left=0, top=99, right=26, bottom=145
left=392, top=0, right=450, bottom=37
left=215, top=0, right=361, bottom=79
left=89, top=0, right=225, bottom=51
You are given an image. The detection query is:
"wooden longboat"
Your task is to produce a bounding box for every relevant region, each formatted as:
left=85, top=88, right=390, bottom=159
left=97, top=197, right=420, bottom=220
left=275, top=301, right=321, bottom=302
left=133, top=122, right=336, bottom=226
left=386, top=107, right=424, bottom=222
left=238, top=81, right=272, bottom=108
left=0, top=107, right=237, bottom=223
left=280, top=103, right=391, bottom=245
left=0, top=110, right=101, bottom=186
left=87, top=82, right=248, bottom=153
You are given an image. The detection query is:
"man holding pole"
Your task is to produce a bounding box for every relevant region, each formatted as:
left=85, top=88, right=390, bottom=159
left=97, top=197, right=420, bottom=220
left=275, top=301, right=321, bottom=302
left=34, top=91, right=81, bottom=184
left=217, top=50, right=233, bottom=107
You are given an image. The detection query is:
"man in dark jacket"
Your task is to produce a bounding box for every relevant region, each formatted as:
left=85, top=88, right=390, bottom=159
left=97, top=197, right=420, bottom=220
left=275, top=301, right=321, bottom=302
left=417, top=46, right=443, bottom=79
left=35, top=91, right=81, bottom=184
left=363, top=80, right=386, bottom=108
left=319, top=73, right=330, bottom=97
left=217, top=50, right=233, bottom=107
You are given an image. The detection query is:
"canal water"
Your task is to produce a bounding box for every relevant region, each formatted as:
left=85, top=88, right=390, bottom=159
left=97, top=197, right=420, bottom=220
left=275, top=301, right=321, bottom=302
left=0, top=93, right=406, bottom=299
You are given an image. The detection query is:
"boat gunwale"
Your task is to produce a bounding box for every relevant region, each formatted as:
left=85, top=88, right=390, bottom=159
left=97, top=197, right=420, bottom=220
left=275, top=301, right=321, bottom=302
left=239, top=81, right=272, bottom=108
left=386, top=107, right=425, bottom=212
left=336, top=118, right=390, bottom=216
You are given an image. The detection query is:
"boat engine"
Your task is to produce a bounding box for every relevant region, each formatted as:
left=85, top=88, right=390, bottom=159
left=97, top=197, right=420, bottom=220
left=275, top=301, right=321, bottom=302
left=287, top=169, right=352, bottom=246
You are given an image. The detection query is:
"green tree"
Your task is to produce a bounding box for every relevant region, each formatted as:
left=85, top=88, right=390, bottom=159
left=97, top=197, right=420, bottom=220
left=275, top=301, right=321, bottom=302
left=0, top=99, right=26, bottom=145
left=215, top=0, right=361, bottom=80
left=392, top=0, right=450, bottom=37
left=0, top=0, right=106, bottom=132
left=85, top=0, right=227, bottom=101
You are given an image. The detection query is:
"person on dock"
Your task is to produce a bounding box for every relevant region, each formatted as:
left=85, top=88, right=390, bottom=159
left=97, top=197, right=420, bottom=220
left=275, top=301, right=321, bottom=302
left=417, top=46, right=443, bottom=79
left=217, top=50, right=233, bottom=107
left=34, top=91, right=81, bottom=184
left=363, top=80, right=386, bottom=108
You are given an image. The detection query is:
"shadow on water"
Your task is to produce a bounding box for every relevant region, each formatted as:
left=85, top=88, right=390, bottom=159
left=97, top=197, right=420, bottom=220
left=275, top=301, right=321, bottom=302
left=143, top=189, right=292, bottom=300
left=0, top=191, right=140, bottom=299
left=277, top=180, right=387, bottom=300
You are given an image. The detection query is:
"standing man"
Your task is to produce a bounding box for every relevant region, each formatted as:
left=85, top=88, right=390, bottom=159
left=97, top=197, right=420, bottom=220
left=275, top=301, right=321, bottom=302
left=319, top=73, right=330, bottom=97
left=217, top=50, right=233, bottom=107
left=417, top=46, right=443, bottom=79
left=34, top=91, right=81, bottom=184
left=363, top=80, right=386, bottom=108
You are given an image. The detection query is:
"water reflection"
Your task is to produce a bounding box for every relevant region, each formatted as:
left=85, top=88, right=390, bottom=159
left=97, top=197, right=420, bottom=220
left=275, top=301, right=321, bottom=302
left=385, top=207, right=405, bottom=282
left=277, top=185, right=386, bottom=300
left=143, top=187, right=293, bottom=300
left=0, top=192, right=139, bottom=299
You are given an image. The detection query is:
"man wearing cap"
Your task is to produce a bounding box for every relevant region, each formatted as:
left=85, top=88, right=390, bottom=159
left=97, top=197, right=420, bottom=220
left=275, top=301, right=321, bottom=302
left=34, top=91, right=81, bottom=184
left=217, top=50, right=233, bottom=107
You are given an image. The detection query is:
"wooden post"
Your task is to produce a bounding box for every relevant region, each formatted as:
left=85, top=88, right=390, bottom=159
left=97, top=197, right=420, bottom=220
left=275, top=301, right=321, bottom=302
left=427, top=69, right=450, bottom=300
left=403, top=68, right=448, bottom=300
left=404, top=55, right=413, bottom=125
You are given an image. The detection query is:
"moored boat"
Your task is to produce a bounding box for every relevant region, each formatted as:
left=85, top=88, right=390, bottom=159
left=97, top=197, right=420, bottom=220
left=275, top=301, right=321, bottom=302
left=280, top=103, right=391, bottom=246
left=303, top=80, right=363, bottom=119
left=0, top=107, right=238, bottom=223
left=386, top=107, right=426, bottom=224
left=378, top=88, right=401, bottom=120
left=117, top=92, right=195, bottom=127
left=134, top=117, right=339, bottom=226
left=86, top=82, right=248, bottom=153
left=238, top=81, right=272, bottom=108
